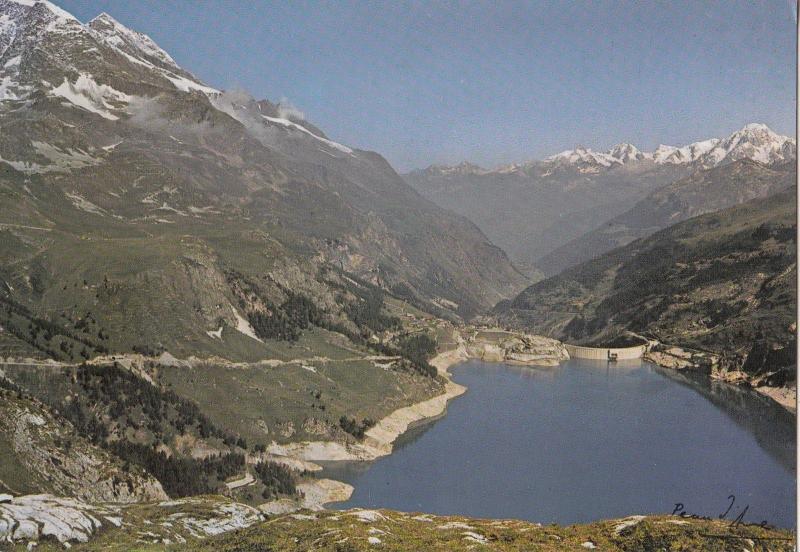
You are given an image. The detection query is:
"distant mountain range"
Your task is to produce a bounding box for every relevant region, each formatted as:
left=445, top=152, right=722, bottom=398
left=539, top=158, right=796, bottom=275
left=405, top=124, right=796, bottom=276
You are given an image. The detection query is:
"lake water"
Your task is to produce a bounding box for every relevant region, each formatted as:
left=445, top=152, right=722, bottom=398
left=323, top=359, right=796, bottom=528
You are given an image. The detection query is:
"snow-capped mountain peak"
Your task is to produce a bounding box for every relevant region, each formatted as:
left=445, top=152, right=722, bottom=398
left=706, top=123, right=795, bottom=165
left=608, top=143, right=645, bottom=163
left=88, top=11, right=178, bottom=71
left=8, top=0, right=77, bottom=23
left=0, top=0, right=220, bottom=107
left=545, top=146, right=621, bottom=169
left=418, top=124, right=794, bottom=177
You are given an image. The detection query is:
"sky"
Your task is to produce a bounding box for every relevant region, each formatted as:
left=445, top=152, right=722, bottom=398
left=60, top=0, right=797, bottom=171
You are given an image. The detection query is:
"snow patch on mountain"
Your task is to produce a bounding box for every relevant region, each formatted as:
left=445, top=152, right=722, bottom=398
left=66, top=191, right=109, bottom=216
left=0, top=74, right=27, bottom=100
left=50, top=73, right=131, bottom=120
left=262, top=115, right=353, bottom=154
left=163, top=72, right=220, bottom=95
left=0, top=142, right=102, bottom=174
left=231, top=305, right=263, bottom=343
left=32, top=141, right=102, bottom=170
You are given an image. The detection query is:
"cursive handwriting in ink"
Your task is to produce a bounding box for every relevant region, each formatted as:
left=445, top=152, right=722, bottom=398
left=671, top=496, right=771, bottom=530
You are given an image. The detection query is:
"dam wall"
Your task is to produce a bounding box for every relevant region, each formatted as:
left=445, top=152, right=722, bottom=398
left=565, top=343, right=647, bottom=361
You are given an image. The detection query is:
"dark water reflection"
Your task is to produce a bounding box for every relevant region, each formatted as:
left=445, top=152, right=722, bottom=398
left=323, top=359, right=796, bottom=528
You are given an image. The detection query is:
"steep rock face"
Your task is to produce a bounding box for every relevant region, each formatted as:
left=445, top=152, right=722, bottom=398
left=539, top=158, right=796, bottom=275
left=0, top=383, right=167, bottom=502
left=496, top=190, right=797, bottom=383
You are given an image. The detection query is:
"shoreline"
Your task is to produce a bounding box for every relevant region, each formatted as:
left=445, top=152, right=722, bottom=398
left=644, top=345, right=797, bottom=414
left=261, top=346, right=472, bottom=510
left=266, top=335, right=567, bottom=508
left=265, top=346, right=470, bottom=466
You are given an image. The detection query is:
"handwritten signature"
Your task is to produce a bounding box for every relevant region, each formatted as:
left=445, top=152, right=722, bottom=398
left=671, top=495, right=772, bottom=529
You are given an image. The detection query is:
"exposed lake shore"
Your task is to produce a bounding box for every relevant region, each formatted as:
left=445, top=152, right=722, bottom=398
left=645, top=344, right=796, bottom=413
left=267, top=329, right=567, bottom=461
left=262, top=328, right=568, bottom=509
left=266, top=328, right=795, bottom=513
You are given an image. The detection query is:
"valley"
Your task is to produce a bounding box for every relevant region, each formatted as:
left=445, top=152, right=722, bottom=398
left=0, top=0, right=795, bottom=549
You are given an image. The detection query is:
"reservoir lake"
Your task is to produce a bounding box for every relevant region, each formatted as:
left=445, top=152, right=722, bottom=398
left=323, top=359, right=796, bottom=528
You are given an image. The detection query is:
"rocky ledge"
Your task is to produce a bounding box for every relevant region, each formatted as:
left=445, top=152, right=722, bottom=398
left=0, top=494, right=264, bottom=549
left=454, top=327, right=570, bottom=366
left=645, top=344, right=796, bottom=413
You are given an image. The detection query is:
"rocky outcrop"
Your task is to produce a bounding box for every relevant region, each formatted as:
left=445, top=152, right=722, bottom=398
left=0, top=388, right=167, bottom=503
left=462, top=328, right=569, bottom=366
left=0, top=494, right=121, bottom=546
left=644, top=345, right=719, bottom=373
left=644, top=343, right=796, bottom=413
left=0, top=494, right=265, bottom=548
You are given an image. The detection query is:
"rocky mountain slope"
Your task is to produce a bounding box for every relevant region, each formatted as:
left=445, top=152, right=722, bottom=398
left=0, top=0, right=519, bottom=515
left=0, top=0, right=526, bottom=368
left=0, top=375, right=166, bottom=502
left=406, top=124, right=795, bottom=275
left=496, top=189, right=797, bottom=386
left=540, top=158, right=796, bottom=275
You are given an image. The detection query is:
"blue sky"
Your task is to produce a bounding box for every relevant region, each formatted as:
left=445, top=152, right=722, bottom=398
left=60, top=0, right=796, bottom=171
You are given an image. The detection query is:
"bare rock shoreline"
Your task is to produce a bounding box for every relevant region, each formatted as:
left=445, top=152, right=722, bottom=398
left=645, top=345, right=796, bottom=413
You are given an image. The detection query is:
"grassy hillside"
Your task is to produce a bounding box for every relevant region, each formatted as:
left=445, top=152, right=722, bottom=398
left=498, top=189, right=797, bottom=383
left=21, top=501, right=794, bottom=551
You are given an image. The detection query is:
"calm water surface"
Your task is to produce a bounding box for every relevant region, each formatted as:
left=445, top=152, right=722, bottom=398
left=323, top=359, right=796, bottom=528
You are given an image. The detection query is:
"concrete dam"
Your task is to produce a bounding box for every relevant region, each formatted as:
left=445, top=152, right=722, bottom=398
left=564, top=343, right=648, bottom=361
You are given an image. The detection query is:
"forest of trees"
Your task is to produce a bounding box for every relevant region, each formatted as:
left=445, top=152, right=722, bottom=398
left=343, top=287, right=400, bottom=336
left=254, top=460, right=301, bottom=500
left=0, top=295, right=108, bottom=360
left=108, top=442, right=244, bottom=497
left=50, top=363, right=271, bottom=498
left=248, top=291, right=325, bottom=342
left=396, top=333, right=438, bottom=377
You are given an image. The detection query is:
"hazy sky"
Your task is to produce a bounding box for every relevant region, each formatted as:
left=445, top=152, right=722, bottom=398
left=61, top=0, right=796, bottom=171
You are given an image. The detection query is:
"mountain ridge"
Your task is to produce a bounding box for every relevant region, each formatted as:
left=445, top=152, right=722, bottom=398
left=412, top=123, right=795, bottom=177
left=0, top=0, right=528, bottom=344
left=538, top=157, right=797, bottom=275
left=495, top=188, right=797, bottom=387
